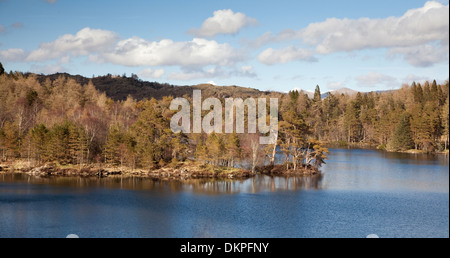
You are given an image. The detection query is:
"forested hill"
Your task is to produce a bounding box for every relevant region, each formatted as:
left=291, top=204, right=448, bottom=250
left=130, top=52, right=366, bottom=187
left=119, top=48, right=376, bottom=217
left=29, top=73, right=274, bottom=101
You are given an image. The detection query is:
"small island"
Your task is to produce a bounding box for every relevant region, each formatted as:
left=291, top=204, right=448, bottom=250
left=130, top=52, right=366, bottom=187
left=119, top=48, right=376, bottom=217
left=0, top=67, right=448, bottom=180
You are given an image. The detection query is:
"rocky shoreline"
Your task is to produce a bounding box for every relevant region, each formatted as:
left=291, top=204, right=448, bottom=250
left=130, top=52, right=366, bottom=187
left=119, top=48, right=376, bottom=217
left=257, top=165, right=320, bottom=177
left=0, top=162, right=321, bottom=180
left=0, top=163, right=255, bottom=180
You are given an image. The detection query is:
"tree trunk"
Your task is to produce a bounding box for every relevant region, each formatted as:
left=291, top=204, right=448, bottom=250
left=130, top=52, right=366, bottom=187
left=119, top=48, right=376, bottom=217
left=270, top=143, right=277, bottom=165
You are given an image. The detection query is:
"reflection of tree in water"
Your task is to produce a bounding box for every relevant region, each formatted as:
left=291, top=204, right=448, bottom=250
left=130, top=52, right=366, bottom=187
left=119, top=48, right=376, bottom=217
left=249, top=175, right=323, bottom=193
left=181, top=174, right=324, bottom=194
left=1, top=173, right=323, bottom=194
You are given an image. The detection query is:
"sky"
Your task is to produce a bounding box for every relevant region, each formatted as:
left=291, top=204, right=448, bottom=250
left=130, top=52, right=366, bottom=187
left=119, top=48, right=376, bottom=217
left=0, top=0, right=449, bottom=93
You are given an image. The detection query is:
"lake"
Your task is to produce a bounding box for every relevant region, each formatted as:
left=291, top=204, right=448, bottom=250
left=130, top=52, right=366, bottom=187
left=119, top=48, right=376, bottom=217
left=0, top=148, right=448, bottom=238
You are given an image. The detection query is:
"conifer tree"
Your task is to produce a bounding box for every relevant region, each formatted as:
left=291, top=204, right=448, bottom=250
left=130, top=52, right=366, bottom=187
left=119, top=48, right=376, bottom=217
left=2, top=121, right=19, bottom=160
left=29, top=124, right=49, bottom=163
left=389, top=112, right=414, bottom=151
left=226, top=132, right=241, bottom=167
left=442, top=96, right=449, bottom=151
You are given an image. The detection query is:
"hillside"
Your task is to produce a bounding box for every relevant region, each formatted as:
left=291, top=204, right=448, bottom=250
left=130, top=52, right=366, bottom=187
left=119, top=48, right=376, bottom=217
left=29, top=73, right=276, bottom=101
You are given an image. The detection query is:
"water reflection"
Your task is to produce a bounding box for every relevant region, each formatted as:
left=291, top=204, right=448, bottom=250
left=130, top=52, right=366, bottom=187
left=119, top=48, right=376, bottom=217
left=0, top=173, right=323, bottom=194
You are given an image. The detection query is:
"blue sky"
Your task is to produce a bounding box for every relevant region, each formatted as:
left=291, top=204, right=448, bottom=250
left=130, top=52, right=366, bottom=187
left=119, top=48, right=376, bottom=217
left=0, top=0, right=448, bottom=93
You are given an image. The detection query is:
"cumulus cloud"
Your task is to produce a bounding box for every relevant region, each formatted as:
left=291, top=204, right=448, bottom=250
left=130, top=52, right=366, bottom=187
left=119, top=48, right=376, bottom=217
left=188, top=9, right=257, bottom=38
left=243, top=29, right=302, bottom=48
left=31, top=63, right=67, bottom=74
left=8, top=27, right=244, bottom=80
left=388, top=43, right=449, bottom=67
left=301, top=1, right=448, bottom=54
left=253, top=1, right=448, bottom=67
left=0, top=48, right=27, bottom=62
left=258, top=46, right=317, bottom=65
left=167, top=67, right=222, bottom=81
left=100, top=37, right=242, bottom=68
left=239, top=65, right=257, bottom=78
left=26, top=27, right=119, bottom=61
left=355, top=72, right=398, bottom=88
left=402, top=74, right=431, bottom=85
left=138, top=68, right=165, bottom=79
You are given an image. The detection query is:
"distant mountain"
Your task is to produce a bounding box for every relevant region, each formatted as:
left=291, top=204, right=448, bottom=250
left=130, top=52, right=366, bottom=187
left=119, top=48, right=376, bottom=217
left=321, top=88, right=358, bottom=98
left=321, top=87, right=395, bottom=99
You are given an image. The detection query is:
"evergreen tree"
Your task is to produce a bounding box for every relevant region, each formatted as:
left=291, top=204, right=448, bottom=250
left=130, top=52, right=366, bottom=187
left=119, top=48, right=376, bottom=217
left=104, top=125, right=124, bottom=166
left=205, top=132, right=225, bottom=166
left=29, top=124, right=49, bottom=163
left=0, top=62, right=5, bottom=76
left=2, top=121, right=19, bottom=160
left=313, top=85, right=321, bottom=103
left=389, top=112, right=414, bottom=151
left=344, top=100, right=362, bottom=143
left=225, top=133, right=241, bottom=167
left=279, top=108, right=310, bottom=170
left=442, top=96, right=449, bottom=151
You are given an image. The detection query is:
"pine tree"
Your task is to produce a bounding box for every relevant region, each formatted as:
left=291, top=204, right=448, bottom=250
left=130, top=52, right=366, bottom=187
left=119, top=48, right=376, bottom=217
left=2, top=121, right=19, bottom=160
left=443, top=96, right=449, bottom=151
left=104, top=125, right=123, bottom=166
left=48, top=122, right=71, bottom=164
left=279, top=108, right=310, bottom=170
left=0, top=62, right=5, bottom=76
left=225, top=133, right=241, bottom=167
left=304, top=139, right=329, bottom=169
left=205, top=132, right=225, bottom=166
left=389, top=112, right=414, bottom=151
left=30, top=124, right=49, bottom=163
left=313, top=85, right=321, bottom=103
left=344, top=100, right=362, bottom=143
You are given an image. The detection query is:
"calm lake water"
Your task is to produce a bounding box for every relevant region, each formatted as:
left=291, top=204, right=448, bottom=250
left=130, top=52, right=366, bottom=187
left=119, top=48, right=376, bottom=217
left=0, top=149, right=448, bottom=238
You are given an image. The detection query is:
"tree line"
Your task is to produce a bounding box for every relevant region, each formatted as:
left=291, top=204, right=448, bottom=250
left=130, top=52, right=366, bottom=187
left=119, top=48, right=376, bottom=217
left=0, top=63, right=448, bottom=174
left=291, top=81, right=449, bottom=153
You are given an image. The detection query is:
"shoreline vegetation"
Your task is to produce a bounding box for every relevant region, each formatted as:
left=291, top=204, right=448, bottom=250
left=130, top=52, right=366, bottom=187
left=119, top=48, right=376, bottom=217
left=1, top=143, right=445, bottom=180
left=0, top=63, right=449, bottom=181
left=0, top=161, right=320, bottom=179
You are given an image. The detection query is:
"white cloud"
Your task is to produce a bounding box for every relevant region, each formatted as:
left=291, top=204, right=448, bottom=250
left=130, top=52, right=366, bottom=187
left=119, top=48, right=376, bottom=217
left=31, top=63, right=67, bottom=74
left=100, top=37, right=242, bottom=68
left=188, top=9, right=257, bottom=38
left=244, top=29, right=302, bottom=48
left=0, top=48, right=27, bottom=62
left=355, top=72, right=398, bottom=88
left=26, top=27, right=119, bottom=61
left=167, top=64, right=258, bottom=81
left=239, top=65, right=257, bottom=78
left=402, top=74, right=431, bottom=85
left=258, top=46, right=317, bottom=65
left=388, top=43, right=449, bottom=67
left=45, top=0, right=57, bottom=4
left=8, top=27, right=245, bottom=80
left=252, top=1, right=448, bottom=67
left=138, top=68, right=165, bottom=79
left=301, top=1, right=448, bottom=54
left=167, top=68, right=220, bottom=81
left=0, top=24, right=5, bottom=33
